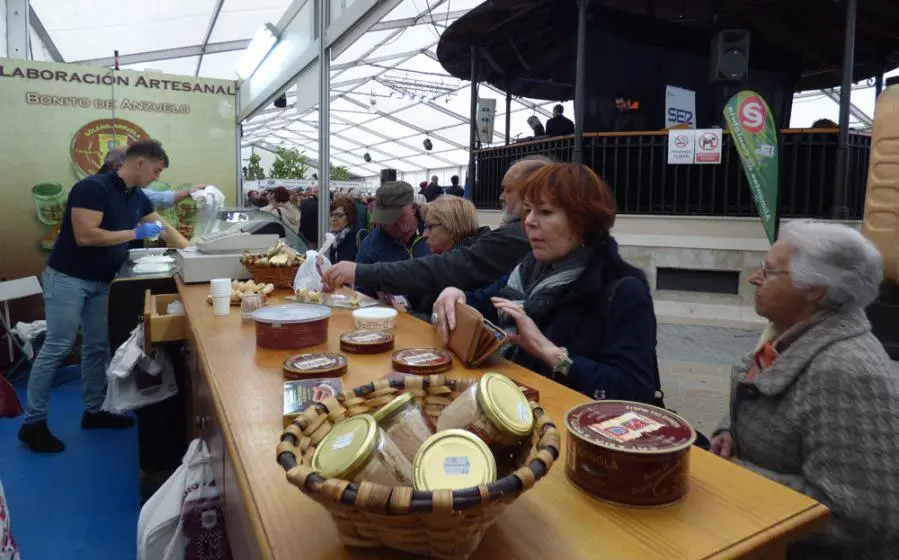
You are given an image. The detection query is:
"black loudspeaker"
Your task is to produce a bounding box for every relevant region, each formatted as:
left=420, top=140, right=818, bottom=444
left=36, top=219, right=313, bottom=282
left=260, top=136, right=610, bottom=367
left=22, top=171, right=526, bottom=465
left=380, top=168, right=397, bottom=184
left=274, top=94, right=287, bottom=108
left=710, top=30, right=750, bottom=82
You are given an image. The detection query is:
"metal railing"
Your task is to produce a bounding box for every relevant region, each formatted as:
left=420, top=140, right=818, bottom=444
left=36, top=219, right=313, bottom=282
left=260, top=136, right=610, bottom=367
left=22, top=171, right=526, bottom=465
left=472, top=130, right=871, bottom=219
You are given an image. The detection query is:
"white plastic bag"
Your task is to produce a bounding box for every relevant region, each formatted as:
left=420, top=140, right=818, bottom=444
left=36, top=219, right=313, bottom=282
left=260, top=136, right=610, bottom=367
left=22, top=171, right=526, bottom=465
left=102, top=347, right=178, bottom=413
left=138, top=439, right=230, bottom=560
left=107, top=324, right=145, bottom=381
left=292, top=233, right=336, bottom=294
left=0, top=478, right=21, bottom=560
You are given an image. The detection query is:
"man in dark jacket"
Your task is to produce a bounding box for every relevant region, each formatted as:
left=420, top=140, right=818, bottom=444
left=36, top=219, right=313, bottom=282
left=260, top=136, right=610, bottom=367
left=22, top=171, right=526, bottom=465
left=322, top=156, right=553, bottom=298
left=545, top=104, right=575, bottom=137
left=420, top=175, right=443, bottom=202
left=299, top=185, right=319, bottom=247
left=445, top=175, right=464, bottom=197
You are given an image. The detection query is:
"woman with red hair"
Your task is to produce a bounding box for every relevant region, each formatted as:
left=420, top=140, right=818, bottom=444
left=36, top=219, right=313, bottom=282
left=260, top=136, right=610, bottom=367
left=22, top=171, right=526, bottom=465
left=261, top=186, right=301, bottom=233
left=433, top=163, right=661, bottom=403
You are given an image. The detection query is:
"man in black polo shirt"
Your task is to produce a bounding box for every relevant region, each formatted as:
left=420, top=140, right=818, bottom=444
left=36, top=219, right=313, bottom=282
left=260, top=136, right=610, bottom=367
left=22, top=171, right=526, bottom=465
left=18, top=139, right=188, bottom=453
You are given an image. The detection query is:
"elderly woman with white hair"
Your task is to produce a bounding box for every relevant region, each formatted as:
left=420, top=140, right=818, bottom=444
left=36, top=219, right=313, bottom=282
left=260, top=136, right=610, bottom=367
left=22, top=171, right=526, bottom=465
left=711, top=221, right=899, bottom=559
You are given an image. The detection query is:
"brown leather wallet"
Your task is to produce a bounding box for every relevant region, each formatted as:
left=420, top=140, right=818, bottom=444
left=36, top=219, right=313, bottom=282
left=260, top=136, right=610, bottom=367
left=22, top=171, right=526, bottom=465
left=447, top=302, right=508, bottom=367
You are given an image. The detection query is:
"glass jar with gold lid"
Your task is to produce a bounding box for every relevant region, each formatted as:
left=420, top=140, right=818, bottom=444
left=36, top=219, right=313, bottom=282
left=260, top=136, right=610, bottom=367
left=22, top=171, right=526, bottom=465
left=372, top=392, right=434, bottom=463
left=310, top=414, right=412, bottom=486
left=436, top=372, right=534, bottom=447
left=412, top=429, right=497, bottom=491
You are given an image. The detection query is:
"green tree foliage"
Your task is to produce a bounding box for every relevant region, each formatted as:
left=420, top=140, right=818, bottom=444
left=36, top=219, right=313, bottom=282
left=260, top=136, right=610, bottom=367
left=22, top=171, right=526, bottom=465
left=270, top=147, right=308, bottom=179
left=246, top=153, right=266, bottom=180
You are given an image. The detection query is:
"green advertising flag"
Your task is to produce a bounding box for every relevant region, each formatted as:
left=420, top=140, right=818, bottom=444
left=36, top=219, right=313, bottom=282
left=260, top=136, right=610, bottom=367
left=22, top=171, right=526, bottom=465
left=723, top=91, right=780, bottom=244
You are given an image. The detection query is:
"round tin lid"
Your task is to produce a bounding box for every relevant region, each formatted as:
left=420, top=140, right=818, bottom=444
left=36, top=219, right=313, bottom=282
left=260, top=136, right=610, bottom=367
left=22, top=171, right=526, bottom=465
left=252, top=304, right=331, bottom=325
left=412, top=429, right=497, bottom=491
left=476, top=373, right=534, bottom=438
left=340, top=330, right=395, bottom=345
left=311, top=415, right=379, bottom=479
left=283, top=352, right=348, bottom=377
left=565, top=401, right=696, bottom=454
left=392, top=348, right=454, bottom=368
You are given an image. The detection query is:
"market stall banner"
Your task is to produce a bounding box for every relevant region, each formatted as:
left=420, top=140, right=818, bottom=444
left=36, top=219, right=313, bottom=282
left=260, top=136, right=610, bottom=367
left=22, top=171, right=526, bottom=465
left=723, top=90, right=780, bottom=245
left=0, top=59, right=238, bottom=281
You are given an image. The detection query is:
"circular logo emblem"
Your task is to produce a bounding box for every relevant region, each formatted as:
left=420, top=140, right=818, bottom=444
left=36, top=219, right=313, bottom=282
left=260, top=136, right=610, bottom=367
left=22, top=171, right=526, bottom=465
left=70, top=118, right=150, bottom=177
left=674, top=134, right=690, bottom=148
left=738, top=96, right=766, bottom=134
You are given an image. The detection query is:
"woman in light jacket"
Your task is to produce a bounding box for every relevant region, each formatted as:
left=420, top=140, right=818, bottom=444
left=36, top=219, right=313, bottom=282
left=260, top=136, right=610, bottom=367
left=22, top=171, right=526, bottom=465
left=261, top=186, right=301, bottom=233
left=711, top=221, right=899, bottom=559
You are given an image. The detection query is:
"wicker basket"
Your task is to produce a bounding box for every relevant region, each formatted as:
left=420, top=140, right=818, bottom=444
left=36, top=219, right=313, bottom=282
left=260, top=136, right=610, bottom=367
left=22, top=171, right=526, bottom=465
left=244, top=263, right=299, bottom=289
left=276, top=374, right=560, bottom=560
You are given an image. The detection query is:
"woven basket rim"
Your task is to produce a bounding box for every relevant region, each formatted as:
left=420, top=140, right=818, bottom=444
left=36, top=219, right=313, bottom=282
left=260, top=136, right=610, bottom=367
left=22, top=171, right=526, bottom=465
left=277, top=375, right=560, bottom=514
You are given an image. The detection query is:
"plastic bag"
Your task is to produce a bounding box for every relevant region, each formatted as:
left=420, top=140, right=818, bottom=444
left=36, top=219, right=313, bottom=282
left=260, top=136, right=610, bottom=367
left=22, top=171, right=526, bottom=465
left=0, top=478, right=20, bottom=560
left=102, top=347, right=178, bottom=413
left=138, top=439, right=231, bottom=560
left=292, top=233, right=336, bottom=295
left=190, top=186, right=226, bottom=239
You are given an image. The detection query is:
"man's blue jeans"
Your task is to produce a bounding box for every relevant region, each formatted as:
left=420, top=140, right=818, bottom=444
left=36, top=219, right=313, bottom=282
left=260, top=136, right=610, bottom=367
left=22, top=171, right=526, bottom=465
left=23, top=268, right=109, bottom=424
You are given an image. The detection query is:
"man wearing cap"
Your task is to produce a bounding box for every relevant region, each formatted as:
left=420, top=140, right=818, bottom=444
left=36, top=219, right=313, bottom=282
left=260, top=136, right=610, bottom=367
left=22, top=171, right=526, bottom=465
left=323, top=156, right=551, bottom=304
left=356, top=181, right=429, bottom=266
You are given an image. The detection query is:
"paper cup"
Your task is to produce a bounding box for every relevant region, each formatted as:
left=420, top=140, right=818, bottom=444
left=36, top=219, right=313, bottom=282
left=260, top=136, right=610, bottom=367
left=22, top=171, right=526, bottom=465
left=212, top=296, right=231, bottom=316
left=210, top=278, right=231, bottom=297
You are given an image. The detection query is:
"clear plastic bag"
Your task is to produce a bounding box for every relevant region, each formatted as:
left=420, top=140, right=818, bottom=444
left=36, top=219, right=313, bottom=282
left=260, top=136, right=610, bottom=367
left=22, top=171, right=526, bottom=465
left=293, top=233, right=336, bottom=295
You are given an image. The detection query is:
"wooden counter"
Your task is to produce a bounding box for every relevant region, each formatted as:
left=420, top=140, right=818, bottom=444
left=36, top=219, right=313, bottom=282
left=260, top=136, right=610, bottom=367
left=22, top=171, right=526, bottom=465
left=175, top=278, right=829, bottom=559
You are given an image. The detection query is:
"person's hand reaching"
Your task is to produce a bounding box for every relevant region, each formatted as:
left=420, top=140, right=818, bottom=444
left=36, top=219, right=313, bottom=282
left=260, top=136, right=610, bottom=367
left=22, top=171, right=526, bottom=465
left=431, top=288, right=466, bottom=344
left=322, top=261, right=357, bottom=292
left=134, top=221, right=164, bottom=240
left=709, top=431, right=734, bottom=459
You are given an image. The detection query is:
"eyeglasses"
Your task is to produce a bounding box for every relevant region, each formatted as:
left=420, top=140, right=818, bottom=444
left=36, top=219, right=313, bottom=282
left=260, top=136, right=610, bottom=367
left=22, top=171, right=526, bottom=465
left=330, top=212, right=347, bottom=219
left=758, top=262, right=788, bottom=280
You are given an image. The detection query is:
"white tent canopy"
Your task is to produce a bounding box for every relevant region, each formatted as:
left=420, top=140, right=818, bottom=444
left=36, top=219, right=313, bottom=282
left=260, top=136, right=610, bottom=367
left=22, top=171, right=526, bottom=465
left=12, top=0, right=899, bottom=181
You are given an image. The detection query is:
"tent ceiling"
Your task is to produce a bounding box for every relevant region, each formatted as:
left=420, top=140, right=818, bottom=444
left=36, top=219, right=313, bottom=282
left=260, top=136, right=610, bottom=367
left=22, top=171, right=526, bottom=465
left=25, top=0, right=886, bottom=178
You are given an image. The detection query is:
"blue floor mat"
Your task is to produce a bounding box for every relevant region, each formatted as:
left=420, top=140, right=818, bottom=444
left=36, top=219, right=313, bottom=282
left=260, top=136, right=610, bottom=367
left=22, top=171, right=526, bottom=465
left=1, top=367, right=139, bottom=560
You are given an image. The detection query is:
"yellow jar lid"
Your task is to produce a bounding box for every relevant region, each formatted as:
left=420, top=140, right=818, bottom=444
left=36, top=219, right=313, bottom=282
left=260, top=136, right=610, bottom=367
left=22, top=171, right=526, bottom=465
left=412, top=429, right=497, bottom=491
left=311, top=415, right=378, bottom=479
left=476, top=372, right=534, bottom=438
left=372, top=392, right=414, bottom=424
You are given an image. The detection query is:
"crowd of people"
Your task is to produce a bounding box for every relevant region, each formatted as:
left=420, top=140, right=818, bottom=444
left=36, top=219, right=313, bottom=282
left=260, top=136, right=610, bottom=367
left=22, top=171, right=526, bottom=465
left=12, top=135, right=899, bottom=556
left=317, top=156, right=899, bottom=558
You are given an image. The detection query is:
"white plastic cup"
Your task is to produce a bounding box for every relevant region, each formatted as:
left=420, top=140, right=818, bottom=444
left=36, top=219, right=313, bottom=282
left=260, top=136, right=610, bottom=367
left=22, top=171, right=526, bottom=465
left=210, top=278, right=231, bottom=297
left=212, top=295, right=231, bottom=316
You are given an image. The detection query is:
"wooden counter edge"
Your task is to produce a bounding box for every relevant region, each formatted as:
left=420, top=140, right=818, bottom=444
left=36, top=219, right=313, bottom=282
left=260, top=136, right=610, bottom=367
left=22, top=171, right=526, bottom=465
left=705, top=503, right=831, bottom=559
left=177, top=276, right=275, bottom=560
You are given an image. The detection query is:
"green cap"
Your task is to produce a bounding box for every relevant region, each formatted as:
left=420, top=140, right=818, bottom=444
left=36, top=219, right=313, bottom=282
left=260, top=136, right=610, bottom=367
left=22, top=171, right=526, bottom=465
left=372, top=181, right=414, bottom=224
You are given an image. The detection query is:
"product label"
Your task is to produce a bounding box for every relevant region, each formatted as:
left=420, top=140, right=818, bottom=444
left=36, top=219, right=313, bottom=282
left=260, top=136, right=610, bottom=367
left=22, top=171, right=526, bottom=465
left=443, top=456, right=471, bottom=475
left=517, top=402, right=531, bottom=423
left=402, top=352, right=442, bottom=365
left=332, top=433, right=354, bottom=451
left=349, top=333, right=386, bottom=343
left=589, top=412, right=664, bottom=443
left=297, top=356, right=338, bottom=370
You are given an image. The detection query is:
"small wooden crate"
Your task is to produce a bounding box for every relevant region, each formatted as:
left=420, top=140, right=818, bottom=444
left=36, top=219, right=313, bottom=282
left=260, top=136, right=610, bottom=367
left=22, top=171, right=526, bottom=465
left=143, top=290, right=187, bottom=350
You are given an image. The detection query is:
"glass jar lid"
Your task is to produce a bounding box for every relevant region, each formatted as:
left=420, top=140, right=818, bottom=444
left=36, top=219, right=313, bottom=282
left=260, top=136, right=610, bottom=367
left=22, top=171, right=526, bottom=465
left=413, top=429, right=497, bottom=491
left=476, top=372, right=534, bottom=438
left=311, top=415, right=378, bottom=479
left=372, top=392, right=415, bottom=424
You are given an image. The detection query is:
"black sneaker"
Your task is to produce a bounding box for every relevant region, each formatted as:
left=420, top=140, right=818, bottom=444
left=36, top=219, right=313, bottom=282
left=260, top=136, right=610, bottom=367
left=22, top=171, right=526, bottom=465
left=18, top=420, right=65, bottom=453
left=81, top=411, right=135, bottom=429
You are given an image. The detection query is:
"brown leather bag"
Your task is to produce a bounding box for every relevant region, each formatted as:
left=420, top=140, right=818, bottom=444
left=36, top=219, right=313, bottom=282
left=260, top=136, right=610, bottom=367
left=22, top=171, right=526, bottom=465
left=447, top=302, right=508, bottom=367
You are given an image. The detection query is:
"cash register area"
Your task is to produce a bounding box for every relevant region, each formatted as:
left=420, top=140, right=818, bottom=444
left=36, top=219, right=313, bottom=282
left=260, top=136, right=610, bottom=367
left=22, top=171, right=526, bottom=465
left=2, top=209, right=304, bottom=559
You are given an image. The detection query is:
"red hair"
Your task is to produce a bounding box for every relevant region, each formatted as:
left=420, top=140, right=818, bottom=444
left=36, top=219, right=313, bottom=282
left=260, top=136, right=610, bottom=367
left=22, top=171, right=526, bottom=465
left=518, top=163, right=617, bottom=239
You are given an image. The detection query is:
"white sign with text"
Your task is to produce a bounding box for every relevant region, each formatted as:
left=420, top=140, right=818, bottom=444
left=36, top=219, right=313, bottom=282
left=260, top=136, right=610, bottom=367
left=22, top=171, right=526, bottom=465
left=665, top=85, right=696, bottom=129
left=667, top=129, right=696, bottom=165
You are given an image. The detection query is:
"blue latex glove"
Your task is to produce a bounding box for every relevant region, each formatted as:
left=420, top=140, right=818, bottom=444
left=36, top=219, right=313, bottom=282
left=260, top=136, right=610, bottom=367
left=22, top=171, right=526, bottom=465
left=134, top=221, right=164, bottom=240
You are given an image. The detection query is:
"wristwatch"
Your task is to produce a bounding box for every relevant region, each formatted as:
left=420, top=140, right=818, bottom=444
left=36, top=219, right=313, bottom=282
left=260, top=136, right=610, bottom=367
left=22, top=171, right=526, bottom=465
left=552, top=347, right=573, bottom=378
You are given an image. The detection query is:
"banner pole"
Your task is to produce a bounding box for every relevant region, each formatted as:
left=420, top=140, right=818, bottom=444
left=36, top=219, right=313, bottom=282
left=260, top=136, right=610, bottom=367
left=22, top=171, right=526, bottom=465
left=111, top=50, right=119, bottom=146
